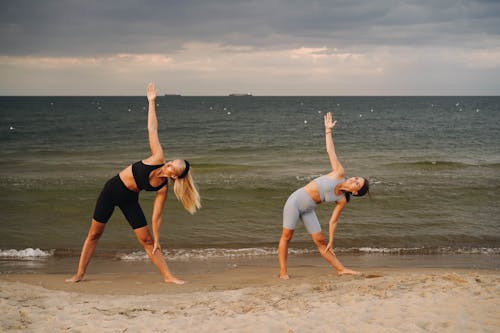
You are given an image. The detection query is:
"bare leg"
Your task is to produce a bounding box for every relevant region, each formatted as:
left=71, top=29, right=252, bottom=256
left=66, top=220, right=106, bottom=282
left=278, top=228, right=294, bottom=279
left=311, top=232, right=360, bottom=275
left=134, top=226, right=185, bottom=285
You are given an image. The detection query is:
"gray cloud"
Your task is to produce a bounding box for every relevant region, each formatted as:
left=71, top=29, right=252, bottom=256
left=1, top=0, right=499, bottom=95
left=1, top=0, right=499, bottom=56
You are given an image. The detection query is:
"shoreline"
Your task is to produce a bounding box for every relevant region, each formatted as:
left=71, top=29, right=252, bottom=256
left=1, top=252, right=499, bottom=276
left=1, top=265, right=499, bottom=332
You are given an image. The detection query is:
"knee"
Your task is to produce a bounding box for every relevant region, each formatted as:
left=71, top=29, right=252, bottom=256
left=312, top=236, right=327, bottom=249
left=87, top=230, right=103, bottom=242
left=137, top=233, right=154, bottom=247
left=280, top=229, right=294, bottom=242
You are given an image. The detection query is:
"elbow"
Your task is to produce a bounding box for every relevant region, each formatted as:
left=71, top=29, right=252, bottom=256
left=329, top=218, right=338, bottom=227
left=152, top=213, right=163, bottom=223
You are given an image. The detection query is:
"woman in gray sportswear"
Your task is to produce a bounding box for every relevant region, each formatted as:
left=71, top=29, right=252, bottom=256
left=278, top=112, right=369, bottom=279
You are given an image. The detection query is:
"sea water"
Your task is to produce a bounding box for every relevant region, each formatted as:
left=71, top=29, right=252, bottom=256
left=0, top=96, right=499, bottom=268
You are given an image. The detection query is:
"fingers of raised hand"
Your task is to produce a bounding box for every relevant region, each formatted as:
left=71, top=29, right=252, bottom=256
left=147, top=83, right=158, bottom=100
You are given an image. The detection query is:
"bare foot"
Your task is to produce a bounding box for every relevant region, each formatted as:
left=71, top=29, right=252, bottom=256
left=279, top=272, right=290, bottom=280
left=164, top=276, right=185, bottom=285
left=65, top=274, right=84, bottom=283
left=337, top=268, right=361, bottom=276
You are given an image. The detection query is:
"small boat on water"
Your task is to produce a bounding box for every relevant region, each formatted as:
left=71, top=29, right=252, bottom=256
left=229, top=93, right=252, bottom=96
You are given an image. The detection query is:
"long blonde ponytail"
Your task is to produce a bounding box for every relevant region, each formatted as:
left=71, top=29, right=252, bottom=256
left=173, top=171, right=201, bottom=214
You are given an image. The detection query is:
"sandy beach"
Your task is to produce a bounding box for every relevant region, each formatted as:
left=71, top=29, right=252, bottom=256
left=1, top=263, right=499, bottom=333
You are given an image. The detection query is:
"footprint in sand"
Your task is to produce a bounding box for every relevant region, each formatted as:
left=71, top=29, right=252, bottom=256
left=364, top=274, right=384, bottom=279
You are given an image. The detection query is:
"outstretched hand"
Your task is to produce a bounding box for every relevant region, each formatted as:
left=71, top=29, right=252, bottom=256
left=147, top=82, right=157, bottom=102
left=152, top=241, right=161, bottom=255
left=322, top=241, right=334, bottom=255
left=324, top=112, right=337, bottom=131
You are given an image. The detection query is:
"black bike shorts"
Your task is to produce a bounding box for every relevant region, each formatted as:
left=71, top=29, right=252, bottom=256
left=93, top=175, right=147, bottom=229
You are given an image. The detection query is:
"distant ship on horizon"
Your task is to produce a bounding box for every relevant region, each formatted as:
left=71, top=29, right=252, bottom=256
left=229, top=93, right=252, bottom=96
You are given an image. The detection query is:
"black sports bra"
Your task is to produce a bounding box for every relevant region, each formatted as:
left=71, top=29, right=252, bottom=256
left=131, top=161, right=168, bottom=191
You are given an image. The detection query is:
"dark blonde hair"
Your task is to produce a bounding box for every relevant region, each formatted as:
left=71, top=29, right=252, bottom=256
left=173, top=162, right=201, bottom=214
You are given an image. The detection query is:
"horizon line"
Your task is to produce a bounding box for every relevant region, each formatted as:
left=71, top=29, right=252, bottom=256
left=1, top=94, right=499, bottom=97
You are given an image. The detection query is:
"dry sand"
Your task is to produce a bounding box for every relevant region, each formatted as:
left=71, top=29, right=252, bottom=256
left=1, top=266, right=499, bottom=333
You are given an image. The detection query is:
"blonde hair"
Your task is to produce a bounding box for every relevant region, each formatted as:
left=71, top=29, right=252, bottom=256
left=173, top=169, right=201, bottom=214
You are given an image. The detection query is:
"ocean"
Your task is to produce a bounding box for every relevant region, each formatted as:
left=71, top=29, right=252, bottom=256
left=1, top=96, right=499, bottom=271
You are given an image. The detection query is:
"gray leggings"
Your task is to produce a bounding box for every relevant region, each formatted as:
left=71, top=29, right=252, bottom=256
left=283, top=188, right=321, bottom=234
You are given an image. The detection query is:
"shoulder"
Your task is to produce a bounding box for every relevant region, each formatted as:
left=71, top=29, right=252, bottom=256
left=335, top=196, right=347, bottom=207
left=326, top=171, right=345, bottom=180
left=142, top=156, right=165, bottom=165
left=156, top=185, right=168, bottom=194
left=336, top=167, right=346, bottom=178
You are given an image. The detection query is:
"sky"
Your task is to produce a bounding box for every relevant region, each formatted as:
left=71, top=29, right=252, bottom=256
left=1, top=0, right=499, bottom=95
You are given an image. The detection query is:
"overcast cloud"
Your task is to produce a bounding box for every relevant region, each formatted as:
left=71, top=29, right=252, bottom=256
left=1, top=0, right=499, bottom=95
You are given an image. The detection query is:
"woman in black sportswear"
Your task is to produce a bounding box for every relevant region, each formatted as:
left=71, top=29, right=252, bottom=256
left=66, top=83, right=200, bottom=284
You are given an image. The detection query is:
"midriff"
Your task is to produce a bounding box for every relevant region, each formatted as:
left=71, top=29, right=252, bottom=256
left=118, top=165, right=140, bottom=192
left=303, top=181, right=322, bottom=204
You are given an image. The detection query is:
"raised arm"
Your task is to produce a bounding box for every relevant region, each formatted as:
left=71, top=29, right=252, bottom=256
left=324, top=112, right=345, bottom=177
left=146, top=83, right=164, bottom=162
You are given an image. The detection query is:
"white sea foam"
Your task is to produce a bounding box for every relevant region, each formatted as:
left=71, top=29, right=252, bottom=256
left=296, top=174, right=323, bottom=182
left=0, top=248, right=53, bottom=259
left=450, top=247, right=500, bottom=255
left=1, top=246, right=498, bottom=262
left=353, top=247, right=500, bottom=255
left=356, top=247, right=424, bottom=254
left=119, top=247, right=314, bottom=261
left=118, top=246, right=500, bottom=261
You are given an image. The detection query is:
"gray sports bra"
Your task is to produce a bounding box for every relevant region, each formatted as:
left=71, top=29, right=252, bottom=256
left=314, top=176, right=346, bottom=203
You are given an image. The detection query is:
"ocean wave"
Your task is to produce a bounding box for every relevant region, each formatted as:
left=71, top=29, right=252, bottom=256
left=193, top=163, right=253, bottom=173
left=0, top=248, right=54, bottom=259
left=118, top=246, right=500, bottom=261
left=295, top=174, right=323, bottom=182
left=346, top=247, right=500, bottom=255
left=385, top=160, right=472, bottom=170
left=385, top=160, right=500, bottom=170
left=1, top=246, right=498, bottom=261
left=119, top=247, right=315, bottom=261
